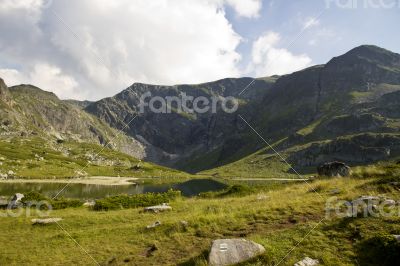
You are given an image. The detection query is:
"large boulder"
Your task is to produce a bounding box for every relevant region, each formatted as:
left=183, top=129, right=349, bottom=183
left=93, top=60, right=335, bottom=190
left=317, top=161, right=351, bottom=177
left=208, top=239, right=265, bottom=266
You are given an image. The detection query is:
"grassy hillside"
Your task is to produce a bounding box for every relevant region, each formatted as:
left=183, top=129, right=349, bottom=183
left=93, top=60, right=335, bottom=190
left=1, top=163, right=400, bottom=265
left=0, top=136, right=187, bottom=179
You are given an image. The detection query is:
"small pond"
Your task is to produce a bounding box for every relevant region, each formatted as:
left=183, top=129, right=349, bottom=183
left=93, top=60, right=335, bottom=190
left=0, top=179, right=227, bottom=199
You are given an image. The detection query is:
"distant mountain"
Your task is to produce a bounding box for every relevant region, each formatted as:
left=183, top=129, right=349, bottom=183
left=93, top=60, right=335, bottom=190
left=0, top=80, right=146, bottom=159
left=1, top=45, right=400, bottom=176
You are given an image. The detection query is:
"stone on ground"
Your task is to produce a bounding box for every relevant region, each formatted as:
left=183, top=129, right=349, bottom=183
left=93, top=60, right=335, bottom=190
left=144, top=203, right=172, bottom=213
left=9, top=193, right=24, bottom=208
left=294, top=257, right=319, bottom=266
left=32, top=218, right=63, bottom=225
left=208, top=239, right=265, bottom=266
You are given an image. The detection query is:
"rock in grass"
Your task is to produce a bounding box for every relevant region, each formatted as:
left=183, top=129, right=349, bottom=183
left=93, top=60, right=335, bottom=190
left=9, top=193, right=24, bottom=209
left=294, top=257, right=319, bottom=266
left=144, top=203, right=172, bottom=213
left=208, top=239, right=265, bottom=266
left=31, top=218, right=62, bottom=225
left=146, top=221, right=161, bottom=229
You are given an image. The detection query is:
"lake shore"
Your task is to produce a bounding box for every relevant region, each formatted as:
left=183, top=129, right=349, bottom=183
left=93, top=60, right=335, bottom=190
left=0, top=176, right=139, bottom=186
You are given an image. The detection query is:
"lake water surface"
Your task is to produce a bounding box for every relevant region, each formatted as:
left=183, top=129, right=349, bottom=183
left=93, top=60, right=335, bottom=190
left=0, top=179, right=227, bottom=199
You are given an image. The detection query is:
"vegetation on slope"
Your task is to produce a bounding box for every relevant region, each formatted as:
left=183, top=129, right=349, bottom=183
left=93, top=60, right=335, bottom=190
left=1, top=163, right=400, bottom=265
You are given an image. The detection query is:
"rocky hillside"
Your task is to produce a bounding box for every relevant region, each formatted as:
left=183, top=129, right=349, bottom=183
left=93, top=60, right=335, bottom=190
left=1, top=45, right=399, bottom=175
left=85, top=77, right=277, bottom=169
left=85, top=45, right=400, bottom=173
left=0, top=79, right=146, bottom=159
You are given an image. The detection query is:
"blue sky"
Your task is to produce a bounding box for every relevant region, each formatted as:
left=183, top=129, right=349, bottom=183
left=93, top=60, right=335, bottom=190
left=228, top=0, right=399, bottom=70
left=0, top=0, right=399, bottom=100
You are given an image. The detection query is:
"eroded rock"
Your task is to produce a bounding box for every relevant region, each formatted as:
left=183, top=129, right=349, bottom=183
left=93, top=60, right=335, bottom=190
left=318, top=161, right=351, bottom=177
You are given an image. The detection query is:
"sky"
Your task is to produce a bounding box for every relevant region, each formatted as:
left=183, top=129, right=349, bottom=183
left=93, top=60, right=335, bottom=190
left=0, top=0, right=399, bottom=100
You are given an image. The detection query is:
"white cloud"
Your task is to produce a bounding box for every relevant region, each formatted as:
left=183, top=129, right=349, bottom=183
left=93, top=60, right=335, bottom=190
left=0, top=64, right=83, bottom=100
left=0, top=0, right=262, bottom=100
left=249, top=31, right=312, bottom=76
left=225, top=0, right=262, bottom=18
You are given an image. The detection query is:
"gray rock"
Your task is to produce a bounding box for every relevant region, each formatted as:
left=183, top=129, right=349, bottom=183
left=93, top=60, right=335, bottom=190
left=393, top=235, right=400, bottom=242
left=83, top=200, right=95, bottom=207
left=146, top=221, right=161, bottom=229
left=294, top=257, right=319, bottom=266
left=144, top=203, right=172, bottom=213
left=32, top=218, right=62, bottom=225
left=208, top=239, right=265, bottom=266
left=318, top=161, right=351, bottom=177
left=9, top=193, right=24, bottom=208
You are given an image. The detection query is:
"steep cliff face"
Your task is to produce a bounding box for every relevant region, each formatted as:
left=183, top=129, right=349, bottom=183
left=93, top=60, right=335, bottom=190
left=85, top=77, right=277, bottom=169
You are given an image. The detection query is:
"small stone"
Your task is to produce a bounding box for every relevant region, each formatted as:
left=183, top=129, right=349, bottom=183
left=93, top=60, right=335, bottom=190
left=146, top=244, right=158, bottom=257
left=180, top=220, right=188, bottom=227
left=208, top=239, right=265, bottom=266
left=294, top=257, right=319, bottom=266
left=329, top=188, right=341, bottom=195
left=393, top=235, right=400, bottom=242
left=144, top=203, right=172, bottom=213
left=146, top=221, right=162, bottom=229
left=32, top=218, right=63, bottom=225
left=83, top=200, right=95, bottom=207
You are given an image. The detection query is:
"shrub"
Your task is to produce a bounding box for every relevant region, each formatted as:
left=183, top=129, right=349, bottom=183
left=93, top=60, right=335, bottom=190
left=21, top=191, right=83, bottom=210
left=93, top=189, right=181, bottom=211
left=356, top=234, right=400, bottom=266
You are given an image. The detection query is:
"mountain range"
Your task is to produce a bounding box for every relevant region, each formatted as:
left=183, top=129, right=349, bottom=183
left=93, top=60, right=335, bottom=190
left=1, top=45, right=400, bottom=177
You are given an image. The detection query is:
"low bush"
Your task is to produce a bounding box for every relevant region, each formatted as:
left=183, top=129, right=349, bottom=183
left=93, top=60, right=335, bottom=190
left=21, top=191, right=83, bottom=210
left=93, top=189, right=181, bottom=211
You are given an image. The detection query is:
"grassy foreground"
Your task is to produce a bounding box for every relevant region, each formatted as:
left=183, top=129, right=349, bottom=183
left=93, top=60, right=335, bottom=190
left=1, top=163, right=400, bottom=265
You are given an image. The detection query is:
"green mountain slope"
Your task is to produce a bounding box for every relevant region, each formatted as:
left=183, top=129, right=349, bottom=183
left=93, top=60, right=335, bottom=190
left=0, top=79, right=185, bottom=179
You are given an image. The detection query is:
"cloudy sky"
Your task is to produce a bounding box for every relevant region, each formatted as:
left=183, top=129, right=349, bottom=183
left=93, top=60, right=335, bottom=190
left=0, top=0, right=399, bottom=100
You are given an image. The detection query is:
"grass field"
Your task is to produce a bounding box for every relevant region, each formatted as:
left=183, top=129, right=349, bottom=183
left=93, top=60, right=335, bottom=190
left=0, top=137, right=189, bottom=180
left=1, top=163, right=400, bottom=265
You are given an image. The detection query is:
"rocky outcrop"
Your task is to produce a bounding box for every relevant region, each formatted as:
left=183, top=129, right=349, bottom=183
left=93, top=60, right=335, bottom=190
left=208, top=239, right=265, bottom=266
left=318, top=161, right=351, bottom=177
left=289, top=134, right=398, bottom=167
